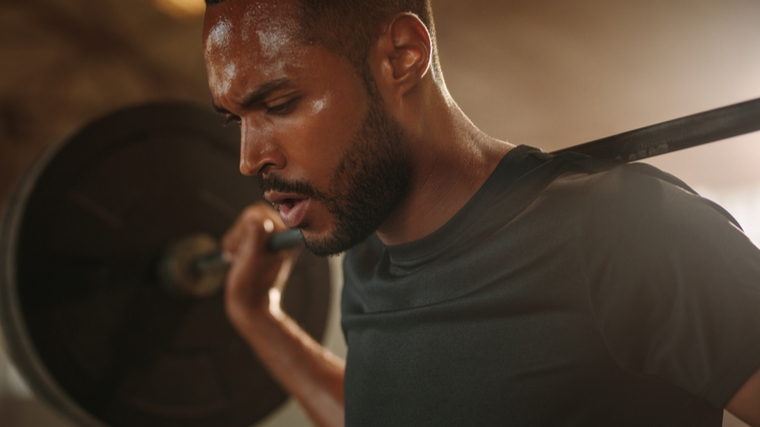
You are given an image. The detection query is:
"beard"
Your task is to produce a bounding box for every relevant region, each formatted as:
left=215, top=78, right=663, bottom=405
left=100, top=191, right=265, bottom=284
left=261, top=93, right=412, bottom=256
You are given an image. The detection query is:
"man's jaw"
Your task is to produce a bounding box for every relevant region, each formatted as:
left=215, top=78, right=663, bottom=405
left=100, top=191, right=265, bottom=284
left=264, top=191, right=312, bottom=229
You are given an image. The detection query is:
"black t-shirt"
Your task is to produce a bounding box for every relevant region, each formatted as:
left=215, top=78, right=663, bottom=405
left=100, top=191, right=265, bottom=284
left=341, top=145, right=760, bottom=426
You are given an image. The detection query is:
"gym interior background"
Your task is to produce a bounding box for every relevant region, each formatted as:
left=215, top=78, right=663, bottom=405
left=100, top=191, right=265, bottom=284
left=1, top=0, right=758, bottom=426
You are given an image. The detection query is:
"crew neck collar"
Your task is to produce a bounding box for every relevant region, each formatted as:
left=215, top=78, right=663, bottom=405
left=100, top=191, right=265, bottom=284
left=381, top=145, right=543, bottom=266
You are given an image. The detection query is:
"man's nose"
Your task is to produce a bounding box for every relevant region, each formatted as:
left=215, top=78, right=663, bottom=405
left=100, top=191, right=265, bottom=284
left=239, top=119, right=285, bottom=176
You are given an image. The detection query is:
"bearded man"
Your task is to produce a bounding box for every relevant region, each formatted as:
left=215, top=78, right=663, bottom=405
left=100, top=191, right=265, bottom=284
left=201, top=1, right=760, bottom=426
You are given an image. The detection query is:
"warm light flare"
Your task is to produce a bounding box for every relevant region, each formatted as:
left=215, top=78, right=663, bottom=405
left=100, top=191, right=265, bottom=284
left=153, top=0, right=205, bottom=19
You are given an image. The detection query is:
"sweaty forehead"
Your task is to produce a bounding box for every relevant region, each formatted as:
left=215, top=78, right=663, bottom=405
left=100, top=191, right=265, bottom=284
left=203, top=0, right=302, bottom=60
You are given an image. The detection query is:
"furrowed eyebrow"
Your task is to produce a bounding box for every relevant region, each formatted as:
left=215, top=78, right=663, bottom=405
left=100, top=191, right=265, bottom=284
left=239, top=78, right=291, bottom=107
left=211, top=78, right=293, bottom=115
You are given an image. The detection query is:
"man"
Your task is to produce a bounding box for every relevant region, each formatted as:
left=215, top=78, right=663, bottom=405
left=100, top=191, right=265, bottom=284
left=202, top=0, right=760, bottom=425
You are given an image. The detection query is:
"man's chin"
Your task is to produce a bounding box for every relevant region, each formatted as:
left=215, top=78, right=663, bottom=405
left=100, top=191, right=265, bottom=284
left=302, top=234, right=347, bottom=257
left=300, top=225, right=366, bottom=257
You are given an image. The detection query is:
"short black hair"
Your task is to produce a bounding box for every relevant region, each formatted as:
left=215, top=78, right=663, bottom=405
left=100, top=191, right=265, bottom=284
left=205, top=0, right=440, bottom=80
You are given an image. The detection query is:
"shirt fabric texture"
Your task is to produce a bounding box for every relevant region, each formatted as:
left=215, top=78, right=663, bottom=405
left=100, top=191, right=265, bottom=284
left=341, top=145, right=760, bottom=426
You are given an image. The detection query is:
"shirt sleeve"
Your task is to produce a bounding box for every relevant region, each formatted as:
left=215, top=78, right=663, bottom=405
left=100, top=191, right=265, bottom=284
left=583, top=163, right=760, bottom=407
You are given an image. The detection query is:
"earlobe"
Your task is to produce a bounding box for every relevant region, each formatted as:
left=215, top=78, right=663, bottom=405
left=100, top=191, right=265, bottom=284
left=374, top=13, right=432, bottom=98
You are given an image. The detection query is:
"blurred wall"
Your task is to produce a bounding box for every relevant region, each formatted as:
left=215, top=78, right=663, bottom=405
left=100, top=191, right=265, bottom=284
left=0, top=0, right=211, bottom=208
left=1, top=0, right=759, bottom=426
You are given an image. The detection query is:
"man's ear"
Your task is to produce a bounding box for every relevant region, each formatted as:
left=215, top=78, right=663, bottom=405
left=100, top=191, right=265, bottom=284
left=371, top=13, right=432, bottom=101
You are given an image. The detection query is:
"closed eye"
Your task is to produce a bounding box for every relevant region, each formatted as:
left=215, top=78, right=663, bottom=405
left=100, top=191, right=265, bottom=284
left=266, top=98, right=297, bottom=115
left=223, top=115, right=241, bottom=126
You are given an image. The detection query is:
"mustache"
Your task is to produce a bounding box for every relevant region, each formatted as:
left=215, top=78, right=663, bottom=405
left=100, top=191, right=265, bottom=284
left=260, top=174, right=327, bottom=200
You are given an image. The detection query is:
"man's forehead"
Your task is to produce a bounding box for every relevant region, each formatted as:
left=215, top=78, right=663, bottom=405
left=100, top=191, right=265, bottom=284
left=203, top=0, right=311, bottom=104
left=203, top=0, right=300, bottom=54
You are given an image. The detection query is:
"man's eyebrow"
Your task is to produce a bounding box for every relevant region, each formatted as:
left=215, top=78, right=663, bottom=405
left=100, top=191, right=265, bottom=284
left=211, top=78, right=293, bottom=115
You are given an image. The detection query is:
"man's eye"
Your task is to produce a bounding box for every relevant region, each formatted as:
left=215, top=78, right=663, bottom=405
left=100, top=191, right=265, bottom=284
left=266, top=99, right=295, bottom=114
left=224, top=115, right=241, bottom=126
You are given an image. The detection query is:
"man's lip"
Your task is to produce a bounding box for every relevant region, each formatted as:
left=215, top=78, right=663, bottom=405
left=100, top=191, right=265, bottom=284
left=280, top=198, right=311, bottom=228
left=264, top=191, right=308, bottom=206
left=264, top=191, right=312, bottom=228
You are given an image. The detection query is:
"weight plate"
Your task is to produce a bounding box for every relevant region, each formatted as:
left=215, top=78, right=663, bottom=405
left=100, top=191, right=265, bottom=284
left=0, top=102, right=331, bottom=427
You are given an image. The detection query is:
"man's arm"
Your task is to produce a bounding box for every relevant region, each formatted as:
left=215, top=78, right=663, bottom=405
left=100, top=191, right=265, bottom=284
left=727, top=367, right=760, bottom=426
left=222, top=203, right=345, bottom=427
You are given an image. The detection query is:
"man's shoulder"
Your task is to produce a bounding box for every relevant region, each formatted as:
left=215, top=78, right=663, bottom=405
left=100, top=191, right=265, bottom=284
left=539, top=156, right=704, bottom=218
left=582, top=161, right=697, bottom=200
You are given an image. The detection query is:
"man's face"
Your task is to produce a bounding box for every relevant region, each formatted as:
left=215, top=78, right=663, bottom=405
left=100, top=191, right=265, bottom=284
left=203, top=0, right=412, bottom=255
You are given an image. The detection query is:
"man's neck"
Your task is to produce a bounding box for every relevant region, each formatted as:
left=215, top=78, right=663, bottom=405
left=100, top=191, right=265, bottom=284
left=376, top=96, right=514, bottom=247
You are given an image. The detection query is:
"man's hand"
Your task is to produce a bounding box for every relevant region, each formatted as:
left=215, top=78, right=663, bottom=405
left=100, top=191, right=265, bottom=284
left=220, top=203, right=345, bottom=427
left=222, top=202, right=299, bottom=331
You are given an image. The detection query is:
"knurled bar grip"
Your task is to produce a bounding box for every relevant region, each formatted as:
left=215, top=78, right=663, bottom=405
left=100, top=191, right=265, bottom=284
left=193, top=228, right=303, bottom=272
left=552, top=97, right=760, bottom=162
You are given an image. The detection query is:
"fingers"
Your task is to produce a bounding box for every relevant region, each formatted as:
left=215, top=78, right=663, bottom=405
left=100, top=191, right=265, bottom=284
left=221, top=202, right=298, bottom=323
left=222, top=202, right=287, bottom=261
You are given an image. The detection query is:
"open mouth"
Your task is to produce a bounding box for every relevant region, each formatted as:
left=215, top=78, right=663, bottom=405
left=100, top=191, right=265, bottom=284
left=280, top=198, right=297, bottom=211
left=276, top=197, right=311, bottom=228
left=277, top=197, right=305, bottom=213
left=264, top=190, right=313, bottom=228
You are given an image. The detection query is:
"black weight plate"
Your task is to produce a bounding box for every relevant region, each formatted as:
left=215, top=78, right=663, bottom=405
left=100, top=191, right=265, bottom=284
left=0, top=102, right=331, bottom=427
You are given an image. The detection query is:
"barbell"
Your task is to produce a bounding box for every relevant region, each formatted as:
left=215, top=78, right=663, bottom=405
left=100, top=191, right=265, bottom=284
left=166, top=95, right=760, bottom=295
left=0, top=103, right=331, bottom=427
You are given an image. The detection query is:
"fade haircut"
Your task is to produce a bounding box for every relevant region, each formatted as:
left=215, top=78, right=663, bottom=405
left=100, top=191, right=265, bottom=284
left=205, top=0, right=441, bottom=86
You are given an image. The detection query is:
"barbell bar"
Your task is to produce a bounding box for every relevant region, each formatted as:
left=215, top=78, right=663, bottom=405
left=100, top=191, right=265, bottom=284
left=171, top=96, right=760, bottom=287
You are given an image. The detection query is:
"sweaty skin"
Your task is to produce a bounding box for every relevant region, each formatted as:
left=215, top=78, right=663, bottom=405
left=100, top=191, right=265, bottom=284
left=204, top=0, right=510, bottom=249
left=205, top=0, right=364, bottom=245
left=204, top=1, right=760, bottom=426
